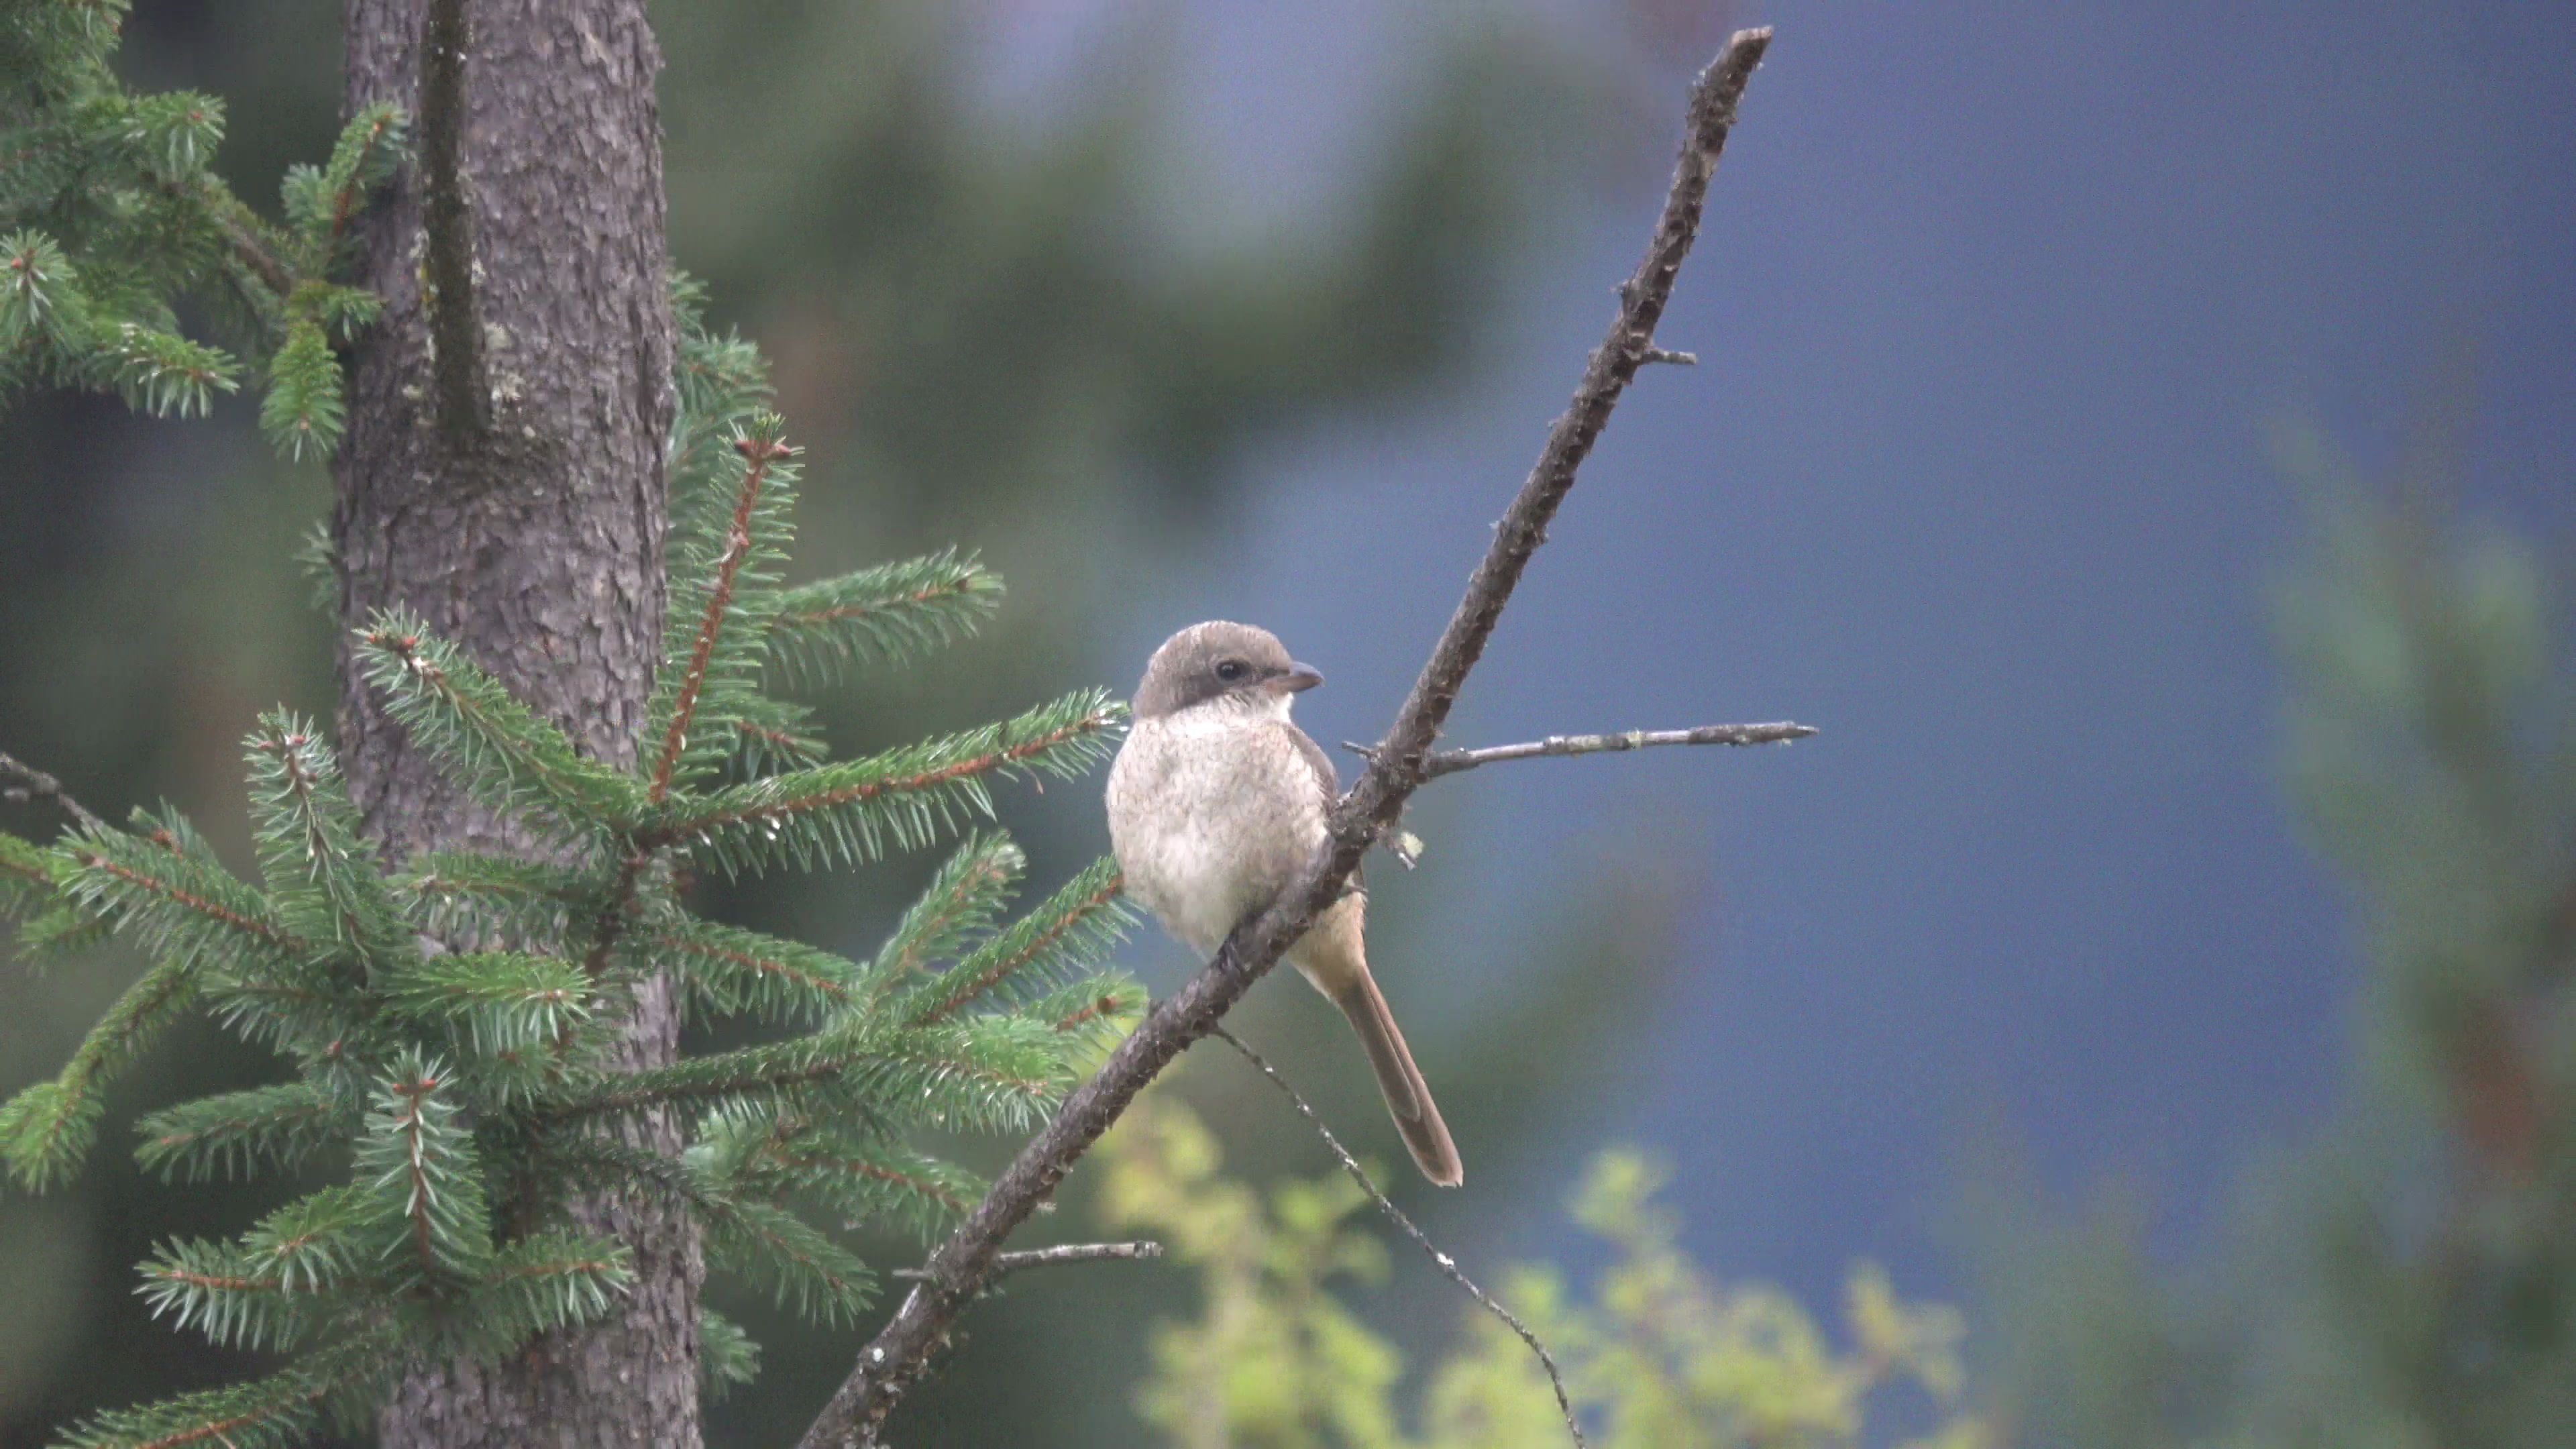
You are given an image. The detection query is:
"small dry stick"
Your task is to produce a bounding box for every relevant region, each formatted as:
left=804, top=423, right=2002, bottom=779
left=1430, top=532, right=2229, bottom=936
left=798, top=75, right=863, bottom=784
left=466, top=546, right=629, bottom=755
left=0, top=751, right=109, bottom=835
left=1214, top=1026, right=1587, bottom=1448
left=892, top=1241, right=1164, bottom=1282
left=1348, top=721, right=1815, bottom=782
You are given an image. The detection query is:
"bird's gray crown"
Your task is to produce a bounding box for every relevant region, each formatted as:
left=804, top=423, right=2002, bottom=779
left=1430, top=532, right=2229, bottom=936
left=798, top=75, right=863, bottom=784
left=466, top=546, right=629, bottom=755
left=1133, top=621, right=1315, bottom=719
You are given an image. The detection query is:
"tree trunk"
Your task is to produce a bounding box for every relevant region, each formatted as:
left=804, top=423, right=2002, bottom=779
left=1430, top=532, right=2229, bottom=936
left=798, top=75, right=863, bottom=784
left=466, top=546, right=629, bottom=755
left=330, top=1, right=695, bottom=1444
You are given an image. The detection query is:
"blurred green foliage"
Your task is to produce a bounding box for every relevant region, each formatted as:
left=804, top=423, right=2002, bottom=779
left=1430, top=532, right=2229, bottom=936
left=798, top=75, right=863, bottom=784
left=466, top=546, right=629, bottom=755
left=1099, top=1093, right=1984, bottom=1448
left=1979, top=441, right=2576, bottom=1446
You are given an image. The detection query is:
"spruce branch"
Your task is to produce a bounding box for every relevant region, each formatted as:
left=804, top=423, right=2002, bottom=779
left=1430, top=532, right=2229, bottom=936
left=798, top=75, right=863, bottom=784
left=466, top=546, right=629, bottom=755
left=864, top=833, right=1022, bottom=1003
left=643, top=914, right=861, bottom=1023
left=1216, top=1026, right=1585, bottom=1447
left=353, top=1053, right=489, bottom=1285
left=796, top=30, right=1776, bottom=1448
left=0, top=959, right=196, bottom=1189
left=418, top=0, right=484, bottom=441
left=380, top=950, right=594, bottom=1055
left=136, top=1187, right=378, bottom=1352
left=636, top=690, right=1122, bottom=876
left=56, top=1324, right=402, bottom=1449
left=903, top=856, right=1130, bottom=1026
left=134, top=1082, right=343, bottom=1183
left=536, top=1021, right=887, bottom=1121
left=700, top=1307, right=762, bottom=1401
left=706, top=1117, right=981, bottom=1240
left=763, top=548, right=1006, bottom=689
left=1343, top=720, right=1817, bottom=781
left=0, top=748, right=109, bottom=834
left=397, top=851, right=598, bottom=944
left=455, top=1230, right=635, bottom=1345
left=246, top=712, right=408, bottom=969
left=357, top=613, right=648, bottom=831
left=539, top=1132, right=875, bottom=1326
left=651, top=431, right=796, bottom=801
left=0, top=828, right=54, bottom=906
left=308, top=104, right=405, bottom=262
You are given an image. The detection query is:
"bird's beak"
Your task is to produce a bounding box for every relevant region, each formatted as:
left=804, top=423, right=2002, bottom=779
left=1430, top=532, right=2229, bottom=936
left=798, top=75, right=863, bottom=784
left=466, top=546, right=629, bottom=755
left=1280, top=663, right=1324, bottom=693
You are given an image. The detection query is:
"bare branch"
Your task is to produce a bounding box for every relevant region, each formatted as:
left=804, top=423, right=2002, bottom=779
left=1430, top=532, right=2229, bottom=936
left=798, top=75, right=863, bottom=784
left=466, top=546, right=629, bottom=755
left=892, top=1240, right=1163, bottom=1283
left=419, top=0, right=486, bottom=443
left=0, top=750, right=109, bottom=836
left=1639, top=345, right=1697, bottom=366
left=1215, top=1026, right=1586, bottom=1446
left=1346, top=720, right=1817, bottom=781
left=794, top=28, right=1776, bottom=1449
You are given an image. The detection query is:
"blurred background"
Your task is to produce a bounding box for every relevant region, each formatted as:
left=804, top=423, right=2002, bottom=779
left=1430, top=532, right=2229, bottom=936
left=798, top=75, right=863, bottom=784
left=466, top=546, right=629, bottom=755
left=5, top=1, right=2574, bottom=1444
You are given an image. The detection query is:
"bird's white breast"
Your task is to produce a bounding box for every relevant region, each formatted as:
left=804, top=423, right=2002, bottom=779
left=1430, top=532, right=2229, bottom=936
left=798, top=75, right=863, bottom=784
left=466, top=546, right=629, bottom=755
left=1107, top=704, right=1324, bottom=957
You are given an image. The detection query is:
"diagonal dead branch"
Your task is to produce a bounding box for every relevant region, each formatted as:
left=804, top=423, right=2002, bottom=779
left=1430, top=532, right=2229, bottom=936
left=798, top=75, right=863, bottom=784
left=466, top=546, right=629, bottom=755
left=1346, top=720, right=1816, bottom=781
left=794, top=27, right=1776, bottom=1449
left=0, top=750, right=109, bottom=836
left=1214, top=1026, right=1587, bottom=1446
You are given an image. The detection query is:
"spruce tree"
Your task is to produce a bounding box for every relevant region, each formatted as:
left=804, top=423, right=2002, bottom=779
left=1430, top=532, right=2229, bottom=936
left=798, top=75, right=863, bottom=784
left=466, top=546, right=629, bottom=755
left=5, top=3, right=1144, bottom=1444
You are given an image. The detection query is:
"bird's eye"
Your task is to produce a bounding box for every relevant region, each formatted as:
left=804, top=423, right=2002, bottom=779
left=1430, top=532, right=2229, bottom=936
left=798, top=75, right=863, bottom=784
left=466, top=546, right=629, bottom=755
left=1214, top=659, right=1247, bottom=683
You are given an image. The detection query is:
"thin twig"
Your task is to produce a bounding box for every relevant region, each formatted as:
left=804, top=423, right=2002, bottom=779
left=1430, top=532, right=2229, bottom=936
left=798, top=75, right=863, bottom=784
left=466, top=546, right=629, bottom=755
left=793, top=28, right=1775, bottom=1449
left=0, top=751, right=109, bottom=835
left=419, top=0, right=485, bottom=442
left=1215, top=1027, right=1587, bottom=1447
left=1345, top=720, right=1816, bottom=781
left=1640, top=345, right=1697, bottom=366
left=892, top=1241, right=1164, bottom=1281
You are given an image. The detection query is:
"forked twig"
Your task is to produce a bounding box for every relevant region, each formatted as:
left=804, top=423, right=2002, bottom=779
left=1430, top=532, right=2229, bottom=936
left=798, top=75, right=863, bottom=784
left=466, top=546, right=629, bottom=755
left=0, top=751, right=109, bottom=835
left=892, top=1240, right=1164, bottom=1283
left=1346, top=720, right=1815, bottom=782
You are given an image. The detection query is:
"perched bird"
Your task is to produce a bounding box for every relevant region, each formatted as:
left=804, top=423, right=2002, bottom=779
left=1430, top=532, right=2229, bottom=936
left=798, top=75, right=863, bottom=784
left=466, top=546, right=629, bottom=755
left=1106, top=621, right=1462, bottom=1186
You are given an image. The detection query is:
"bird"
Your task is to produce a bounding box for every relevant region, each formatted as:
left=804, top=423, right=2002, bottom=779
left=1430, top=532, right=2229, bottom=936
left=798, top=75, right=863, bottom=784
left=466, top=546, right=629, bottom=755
left=1106, top=621, right=1462, bottom=1186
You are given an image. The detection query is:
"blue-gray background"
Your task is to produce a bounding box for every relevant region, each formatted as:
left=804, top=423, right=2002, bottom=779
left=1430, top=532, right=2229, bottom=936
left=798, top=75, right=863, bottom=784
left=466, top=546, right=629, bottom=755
left=3, top=2, right=2571, bottom=1444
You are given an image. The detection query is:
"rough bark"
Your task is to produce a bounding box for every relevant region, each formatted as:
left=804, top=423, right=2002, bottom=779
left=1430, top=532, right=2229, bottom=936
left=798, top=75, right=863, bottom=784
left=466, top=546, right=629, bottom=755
left=331, top=1, right=693, bottom=1444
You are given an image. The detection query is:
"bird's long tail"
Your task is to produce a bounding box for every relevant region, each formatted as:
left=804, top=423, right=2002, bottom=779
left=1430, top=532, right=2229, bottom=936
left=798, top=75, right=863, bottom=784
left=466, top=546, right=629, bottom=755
left=1332, top=969, right=1464, bottom=1187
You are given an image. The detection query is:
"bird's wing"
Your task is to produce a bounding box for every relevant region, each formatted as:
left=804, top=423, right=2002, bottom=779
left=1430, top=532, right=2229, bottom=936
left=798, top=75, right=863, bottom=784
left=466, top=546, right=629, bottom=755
left=1282, top=720, right=1338, bottom=803
left=1281, top=720, right=1362, bottom=890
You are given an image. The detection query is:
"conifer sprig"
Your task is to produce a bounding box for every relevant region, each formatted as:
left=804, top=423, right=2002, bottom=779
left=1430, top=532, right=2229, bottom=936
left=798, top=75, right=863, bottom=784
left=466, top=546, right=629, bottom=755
left=0, top=19, right=405, bottom=453
left=700, top=1307, right=761, bottom=1400
left=354, top=1054, right=490, bottom=1287
left=710, top=1119, right=982, bottom=1242
left=133, top=1082, right=342, bottom=1183
left=0, top=959, right=194, bottom=1189
left=245, top=712, right=407, bottom=971
left=651, top=427, right=798, bottom=798
left=356, top=615, right=649, bottom=835
left=638, top=915, right=861, bottom=1024
left=55, top=1327, right=405, bottom=1449
left=398, top=851, right=600, bottom=946
left=640, top=688, right=1122, bottom=877
left=3, top=230, right=1134, bottom=1444
left=904, top=855, right=1130, bottom=1025
left=865, top=833, right=1024, bottom=1001
left=763, top=548, right=1007, bottom=689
